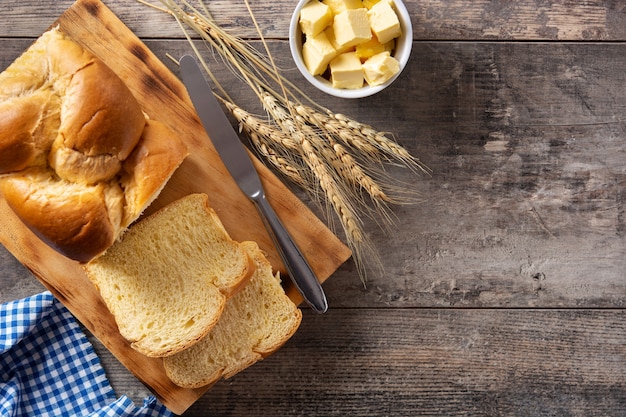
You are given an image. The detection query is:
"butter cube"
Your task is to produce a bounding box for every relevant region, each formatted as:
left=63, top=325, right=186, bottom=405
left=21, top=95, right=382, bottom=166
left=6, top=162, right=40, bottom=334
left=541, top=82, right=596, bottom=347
left=300, top=1, right=333, bottom=37
left=323, top=0, right=364, bottom=15
left=324, top=25, right=355, bottom=54
left=330, top=52, right=364, bottom=89
left=362, top=51, right=399, bottom=86
left=332, top=8, right=372, bottom=49
left=367, top=0, right=401, bottom=44
left=302, top=31, right=337, bottom=75
left=355, top=35, right=394, bottom=61
left=362, top=0, right=381, bottom=9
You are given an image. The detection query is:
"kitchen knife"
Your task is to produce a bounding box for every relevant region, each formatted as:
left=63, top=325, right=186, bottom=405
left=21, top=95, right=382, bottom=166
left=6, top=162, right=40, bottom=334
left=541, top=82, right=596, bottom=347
left=179, top=55, right=328, bottom=313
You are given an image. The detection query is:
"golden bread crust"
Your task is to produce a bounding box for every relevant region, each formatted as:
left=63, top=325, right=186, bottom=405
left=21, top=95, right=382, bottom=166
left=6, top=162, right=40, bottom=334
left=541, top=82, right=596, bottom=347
left=0, top=92, right=59, bottom=174
left=0, top=168, right=121, bottom=262
left=55, top=59, right=146, bottom=160
left=0, top=27, right=187, bottom=262
left=121, top=119, right=189, bottom=226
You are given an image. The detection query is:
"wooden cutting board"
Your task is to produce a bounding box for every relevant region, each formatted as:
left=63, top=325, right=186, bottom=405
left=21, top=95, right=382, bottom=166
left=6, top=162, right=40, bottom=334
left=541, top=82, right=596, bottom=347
left=0, top=0, right=351, bottom=413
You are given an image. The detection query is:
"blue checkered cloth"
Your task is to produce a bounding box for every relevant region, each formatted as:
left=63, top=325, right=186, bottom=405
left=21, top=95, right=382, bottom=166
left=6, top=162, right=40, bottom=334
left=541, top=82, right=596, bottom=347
left=0, top=292, right=174, bottom=416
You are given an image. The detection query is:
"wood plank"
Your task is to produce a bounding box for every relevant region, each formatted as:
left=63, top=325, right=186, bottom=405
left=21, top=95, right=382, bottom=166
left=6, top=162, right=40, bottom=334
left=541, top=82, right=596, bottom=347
left=4, top=246, right=626, bottom=415
left=171, top=309, right=626, bottom=416
left=0, top=245, right=46, bottom=302
left=2, top=38, right=625, bottom=310
left=412, top=0, right=626, bottom=40
left=2, top=0, right=625, bottom=41
left=149, top=39, right=626, bottom=309
left=322, top=42, right=626, bottom=308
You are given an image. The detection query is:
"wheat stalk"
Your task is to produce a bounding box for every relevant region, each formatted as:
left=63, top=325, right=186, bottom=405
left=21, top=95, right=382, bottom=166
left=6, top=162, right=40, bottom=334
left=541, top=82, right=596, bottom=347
left=223, top=100, right=309, bottom=188
left=236, top=90, right=381, bottom=275
left=137, top=0, right=427, bottom=284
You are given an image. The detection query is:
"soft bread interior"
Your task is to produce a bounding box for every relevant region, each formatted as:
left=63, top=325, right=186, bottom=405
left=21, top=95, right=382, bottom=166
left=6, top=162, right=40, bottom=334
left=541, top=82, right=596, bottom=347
left=84, top=193, right=255, bottom=358
left=163, top=240, right=302, bottom=388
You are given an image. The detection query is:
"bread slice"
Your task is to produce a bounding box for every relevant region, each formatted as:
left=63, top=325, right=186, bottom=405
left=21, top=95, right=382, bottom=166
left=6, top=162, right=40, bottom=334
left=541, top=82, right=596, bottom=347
left=84, top=193, right=254, bottom=357
left=163, top=241, right=302, bottom=388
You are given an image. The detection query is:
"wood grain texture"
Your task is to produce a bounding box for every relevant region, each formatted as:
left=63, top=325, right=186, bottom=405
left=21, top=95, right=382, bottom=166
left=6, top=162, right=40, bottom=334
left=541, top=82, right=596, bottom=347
left=0, top=0, right=349, bottom=413
left=185, top=309, right=626, bottom=416
left=50, top=301, right=625, bottom=416
left=131, top=38, right=626, bottom=309
left=1, top=0, right=625, bottom=415
left=315, top=41, right=626, bottom=309
left=2, top=0, right=625, bottom=40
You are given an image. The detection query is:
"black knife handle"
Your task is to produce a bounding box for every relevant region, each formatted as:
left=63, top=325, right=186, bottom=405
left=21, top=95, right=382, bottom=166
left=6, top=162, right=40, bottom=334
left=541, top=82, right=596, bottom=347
left=252, top=194, right=328, bottom=313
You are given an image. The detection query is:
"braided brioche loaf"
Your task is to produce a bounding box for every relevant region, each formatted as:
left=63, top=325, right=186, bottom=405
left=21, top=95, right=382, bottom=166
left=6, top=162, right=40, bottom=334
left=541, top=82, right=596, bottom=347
left=0, top=27, right=187, bottom=262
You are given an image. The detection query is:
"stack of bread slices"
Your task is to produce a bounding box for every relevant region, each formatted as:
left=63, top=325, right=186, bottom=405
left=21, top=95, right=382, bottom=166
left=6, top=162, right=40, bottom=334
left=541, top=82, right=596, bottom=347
left=85, top=193, right=302, bottom=388
left=0, top=27, right=302, bottom=388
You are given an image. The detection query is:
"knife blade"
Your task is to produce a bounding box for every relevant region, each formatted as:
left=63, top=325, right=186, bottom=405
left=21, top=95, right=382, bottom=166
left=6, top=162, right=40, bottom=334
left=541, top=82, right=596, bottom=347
left=179, top=55, right=328, bottom=313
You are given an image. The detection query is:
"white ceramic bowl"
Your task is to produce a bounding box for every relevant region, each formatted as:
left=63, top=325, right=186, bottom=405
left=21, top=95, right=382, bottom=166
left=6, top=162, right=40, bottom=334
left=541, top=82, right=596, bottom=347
left=289, top=0, right=413, bottom=99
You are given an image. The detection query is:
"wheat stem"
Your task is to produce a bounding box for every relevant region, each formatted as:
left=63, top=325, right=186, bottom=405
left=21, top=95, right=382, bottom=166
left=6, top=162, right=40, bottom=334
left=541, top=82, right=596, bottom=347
left=137, top=0, right=428, bottom=284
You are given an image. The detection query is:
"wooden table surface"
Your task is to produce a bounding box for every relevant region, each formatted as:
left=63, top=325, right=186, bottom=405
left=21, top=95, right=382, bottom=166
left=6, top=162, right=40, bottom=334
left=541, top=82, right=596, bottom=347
left=1, top=1, right=625, bottom=415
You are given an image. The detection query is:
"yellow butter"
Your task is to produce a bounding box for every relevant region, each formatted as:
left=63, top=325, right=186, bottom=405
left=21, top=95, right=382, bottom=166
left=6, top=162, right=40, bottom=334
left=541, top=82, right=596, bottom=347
left=299, top=0, right=333, bottom=37
left=302, top=31, right=337, bottom=75
left=330, top=51, right=364, bottom=89
left=332, top=8, right=372, bottom=49
left=362, top=51, right=399, bottom=86
left=323, top=0, right=364, bottom=15
left=362, top=0, right=381, bottom=9
left=367, top=0, right=401, bottom=44
left=355, top=35, right=394, bottom=61
left=324, top=25, right=356, bottom=54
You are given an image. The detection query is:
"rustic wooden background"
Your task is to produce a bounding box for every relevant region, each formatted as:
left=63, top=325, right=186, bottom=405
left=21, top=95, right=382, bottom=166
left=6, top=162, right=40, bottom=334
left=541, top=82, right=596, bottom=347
left=1, top=0, right=625, bottom=415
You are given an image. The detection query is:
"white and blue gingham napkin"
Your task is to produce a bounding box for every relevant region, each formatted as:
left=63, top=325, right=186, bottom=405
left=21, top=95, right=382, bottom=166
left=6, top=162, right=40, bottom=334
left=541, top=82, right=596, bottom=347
left=0, top=291, right=174, bottom=417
